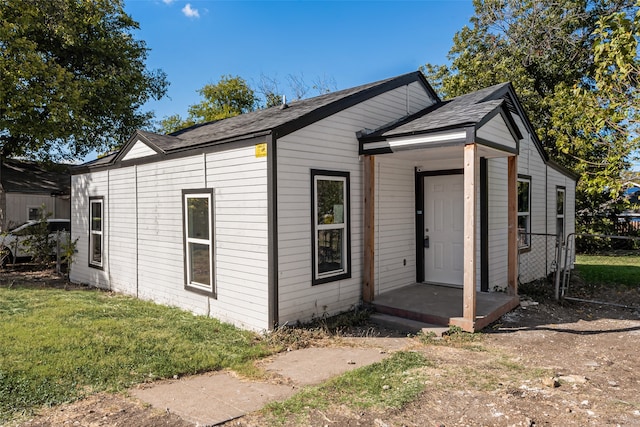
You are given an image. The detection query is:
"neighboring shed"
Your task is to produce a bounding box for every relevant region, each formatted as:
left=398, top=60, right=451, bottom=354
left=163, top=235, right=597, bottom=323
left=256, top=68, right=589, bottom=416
left=0, top=158, right=71, bottom=231
left=70, top=71, right=577, bottom=332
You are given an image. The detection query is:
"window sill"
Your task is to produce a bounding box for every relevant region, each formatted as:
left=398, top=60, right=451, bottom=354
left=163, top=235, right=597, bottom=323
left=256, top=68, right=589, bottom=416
left=312, top=272, right=351, bottom=286
left=184, top=283, right=216, bottom=298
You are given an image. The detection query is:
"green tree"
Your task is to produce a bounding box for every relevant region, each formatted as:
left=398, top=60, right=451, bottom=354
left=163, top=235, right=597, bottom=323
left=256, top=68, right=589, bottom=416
left=549, top=3, right=640, bottom=196
left=161, top=75, right=256, bottom=133
left=422, top=0, right=638, bottom=196
left=0, top=0, right=168, bottom=161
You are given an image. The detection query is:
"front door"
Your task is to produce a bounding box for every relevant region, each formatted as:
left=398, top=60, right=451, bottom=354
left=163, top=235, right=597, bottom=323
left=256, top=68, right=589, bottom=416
left=423, top=174, right=464, bottom=285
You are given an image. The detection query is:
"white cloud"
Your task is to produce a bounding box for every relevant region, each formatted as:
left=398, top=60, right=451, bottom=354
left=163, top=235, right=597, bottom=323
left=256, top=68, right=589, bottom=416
left=162, top=0, right=174, bottom=4
left=182, top=3, right=200, bottom=18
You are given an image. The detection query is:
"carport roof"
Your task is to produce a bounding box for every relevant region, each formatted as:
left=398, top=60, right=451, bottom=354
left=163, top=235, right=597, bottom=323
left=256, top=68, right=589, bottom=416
left=0, top=158, right=70, bottom=195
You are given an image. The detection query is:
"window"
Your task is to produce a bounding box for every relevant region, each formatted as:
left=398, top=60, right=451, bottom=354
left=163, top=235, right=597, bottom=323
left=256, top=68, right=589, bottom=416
left=556, top=187, right=566, bottom=243
left=183, top=189, right=215, bottom=296
left=311, top=170, right=351, bottom=285
left=517, top=177, right=531, bottom=250
left=27, top=206, right=41, bottom=221
left=89, top=198, right=103, bottom=268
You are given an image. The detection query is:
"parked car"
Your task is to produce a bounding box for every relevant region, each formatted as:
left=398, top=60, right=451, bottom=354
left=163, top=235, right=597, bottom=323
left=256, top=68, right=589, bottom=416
left=0, top=219, right=70, bottom=266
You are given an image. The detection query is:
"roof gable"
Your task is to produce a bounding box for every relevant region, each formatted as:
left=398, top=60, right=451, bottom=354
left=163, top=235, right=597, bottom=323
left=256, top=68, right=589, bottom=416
left=359, top=84, right=522, bottom=145
left=121, top=140, right=159, bottom=161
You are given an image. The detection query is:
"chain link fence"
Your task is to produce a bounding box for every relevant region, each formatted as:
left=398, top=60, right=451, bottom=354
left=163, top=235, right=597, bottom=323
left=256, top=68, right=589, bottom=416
left=518, top=233, right=562, bottom=286
left=559, top=233, right=640, bottom=309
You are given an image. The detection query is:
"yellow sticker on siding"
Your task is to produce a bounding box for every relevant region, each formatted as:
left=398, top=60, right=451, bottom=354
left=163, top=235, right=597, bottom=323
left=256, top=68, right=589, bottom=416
left=255, top=143, right=267, bottom=158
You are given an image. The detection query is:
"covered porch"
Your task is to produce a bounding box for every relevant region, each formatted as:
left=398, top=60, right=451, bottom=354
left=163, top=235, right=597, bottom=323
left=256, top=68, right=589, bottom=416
left=358, top=88, right=522, bottom=332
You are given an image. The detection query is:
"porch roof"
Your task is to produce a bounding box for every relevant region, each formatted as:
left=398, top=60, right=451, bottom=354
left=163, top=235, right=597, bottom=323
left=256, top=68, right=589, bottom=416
left=358, top=83, right=523, bottom=156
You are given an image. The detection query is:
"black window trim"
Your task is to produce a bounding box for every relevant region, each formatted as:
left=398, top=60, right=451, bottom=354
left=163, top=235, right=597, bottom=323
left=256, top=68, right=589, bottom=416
left=88, top=196, right=104, bottom=270
left=517, top=174, right=532, bottom=253
left=556, top=186, right=566, bottom=243
left=310, top=169, right=352, bottom=286
left=182, top=188, right=216, bottom=298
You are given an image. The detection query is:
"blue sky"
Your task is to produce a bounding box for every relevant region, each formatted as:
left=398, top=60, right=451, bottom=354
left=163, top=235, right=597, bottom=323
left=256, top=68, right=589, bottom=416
left=123, top=0, right=476, bottom=123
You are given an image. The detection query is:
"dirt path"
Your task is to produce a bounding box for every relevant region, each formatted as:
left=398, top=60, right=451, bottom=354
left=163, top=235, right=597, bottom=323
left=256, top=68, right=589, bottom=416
left=237, top=301, right=640, bottom=427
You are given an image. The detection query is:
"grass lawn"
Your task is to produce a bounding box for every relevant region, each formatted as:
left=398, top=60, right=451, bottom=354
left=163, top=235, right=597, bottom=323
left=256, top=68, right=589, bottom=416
left=263, top=351, right=430, bottom=425
left=574, top=254, right=640, bottom=287
left=0, top=282, right=274, bottom=423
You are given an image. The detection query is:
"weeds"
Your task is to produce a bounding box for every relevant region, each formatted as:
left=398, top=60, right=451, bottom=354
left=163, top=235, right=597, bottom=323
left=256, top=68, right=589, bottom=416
left=418, top=325, right=484, bottom=350
left=264, top=307, right=373, bottom=350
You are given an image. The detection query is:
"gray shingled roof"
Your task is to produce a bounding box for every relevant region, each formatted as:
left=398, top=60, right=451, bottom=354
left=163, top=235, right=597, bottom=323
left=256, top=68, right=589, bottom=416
left=381, top=99, right=505, bottom=137
left=1, top=159, right=70, bottom=194
left=133, top=72, right=431, bottom=153
left=362, top=82, right=514, bottom=140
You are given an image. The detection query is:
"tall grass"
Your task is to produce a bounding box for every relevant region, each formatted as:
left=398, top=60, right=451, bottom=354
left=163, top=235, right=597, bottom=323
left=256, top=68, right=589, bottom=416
left=0, top=284, right=273, bottom=422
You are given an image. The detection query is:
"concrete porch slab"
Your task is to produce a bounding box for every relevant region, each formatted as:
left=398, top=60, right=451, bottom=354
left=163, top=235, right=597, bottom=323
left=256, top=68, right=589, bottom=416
left=371, top=283, right=519, bottom=332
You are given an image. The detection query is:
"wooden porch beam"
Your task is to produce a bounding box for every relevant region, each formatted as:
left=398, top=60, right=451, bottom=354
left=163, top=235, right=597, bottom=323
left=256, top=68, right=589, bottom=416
left=507, top=155, right=518, bottom=296
left=462, top=143, right=478, bottom=328
left=363, top=155, right=375, bottom=303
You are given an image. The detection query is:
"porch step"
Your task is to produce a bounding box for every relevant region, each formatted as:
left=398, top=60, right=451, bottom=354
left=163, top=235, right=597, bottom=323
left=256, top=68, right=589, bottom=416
left=370, top=313, right=450, bottom=337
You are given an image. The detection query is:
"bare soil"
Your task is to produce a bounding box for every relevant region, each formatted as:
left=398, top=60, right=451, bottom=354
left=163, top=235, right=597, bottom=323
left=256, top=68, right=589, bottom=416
left=8, top=268, right=640, bottom=427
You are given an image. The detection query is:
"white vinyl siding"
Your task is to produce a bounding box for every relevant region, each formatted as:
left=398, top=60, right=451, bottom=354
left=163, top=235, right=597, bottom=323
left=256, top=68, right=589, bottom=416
left=487, top=157, right=508, bottom=289
left=70, top=171, right=110, bottom=289
left=107, top=168, right=137, bottom=295
left=70, top=143, right=269, bottom=331
left=122, top=140, right=157, bottom=160
left=276, top=81, right=436, bottom=324
left=477, top=114, right=517, bottom=151
left=486, top=113, right=577, bottom=289
left=375, top=156, right=417, bottom=294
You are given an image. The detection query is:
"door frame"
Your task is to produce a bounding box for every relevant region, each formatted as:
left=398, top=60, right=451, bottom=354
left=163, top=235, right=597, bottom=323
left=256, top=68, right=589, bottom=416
left=415, top=166, right=488, bottom=291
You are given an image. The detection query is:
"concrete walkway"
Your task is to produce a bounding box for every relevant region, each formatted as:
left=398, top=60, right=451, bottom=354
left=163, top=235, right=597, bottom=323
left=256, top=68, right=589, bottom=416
left=131, top=336, right=412, bottom=426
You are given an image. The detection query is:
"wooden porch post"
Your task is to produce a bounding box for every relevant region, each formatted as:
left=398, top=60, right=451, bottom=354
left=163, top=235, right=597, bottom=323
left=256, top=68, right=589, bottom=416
left=363, top=155, right=375, bottom=303
left=462, top=143, right=478, bottom=330
left=507, top=155, right=518, bottom=296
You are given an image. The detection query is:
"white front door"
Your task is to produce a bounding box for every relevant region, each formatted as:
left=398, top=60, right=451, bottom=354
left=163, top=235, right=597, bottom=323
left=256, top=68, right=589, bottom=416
left=423, top=174, right=464, bottom=285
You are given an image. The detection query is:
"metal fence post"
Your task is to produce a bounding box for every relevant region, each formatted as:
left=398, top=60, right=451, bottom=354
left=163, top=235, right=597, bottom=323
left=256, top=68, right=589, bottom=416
left=56, top=230, right=61, bottom=274
left=554, top=235, right=563, bottom=301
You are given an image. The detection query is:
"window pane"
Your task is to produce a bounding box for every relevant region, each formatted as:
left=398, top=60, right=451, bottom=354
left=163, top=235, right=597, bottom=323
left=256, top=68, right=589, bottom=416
left=557, top=190, right=564, bottom=215
left=189, top=242, right=210, bottom=285
left=317, top=179, right=344, bottom=225
left=518, top=216, right=530, bottom=247
left=91, top=202, right=101, bottom=231
left=28, top=207, right=40, bottom=221
left=517, top=181, right=529, bottom=213
left=91, top=234, right=102, bottom=264
left=318, top=229, right=344, bottom=274
left=187, top=197, right=209, bottom=239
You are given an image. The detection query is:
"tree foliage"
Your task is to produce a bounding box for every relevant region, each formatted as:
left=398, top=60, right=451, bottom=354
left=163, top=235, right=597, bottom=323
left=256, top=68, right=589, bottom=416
left=0, top=0, right=169, bottom=161
left=160, top=75, right=257, bottom=133
left=422, top=0, right=639, bottom=197
left=161, top=73, right=338, bottom=133
left=550, top=3, right=640, bottom=195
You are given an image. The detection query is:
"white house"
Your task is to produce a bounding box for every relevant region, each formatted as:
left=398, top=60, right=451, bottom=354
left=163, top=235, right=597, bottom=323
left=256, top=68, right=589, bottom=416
left=70, top=72, right=576, bottom=332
